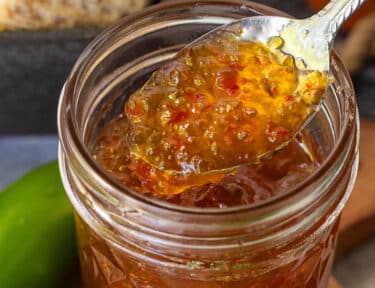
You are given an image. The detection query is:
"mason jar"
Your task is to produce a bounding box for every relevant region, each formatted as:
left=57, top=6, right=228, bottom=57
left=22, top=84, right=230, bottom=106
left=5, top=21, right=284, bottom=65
left=57, top=1, right=359, bottom=287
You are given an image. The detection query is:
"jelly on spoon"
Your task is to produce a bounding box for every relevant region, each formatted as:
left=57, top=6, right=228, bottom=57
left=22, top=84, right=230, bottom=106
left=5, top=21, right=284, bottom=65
left=125, top=0, right=365, bottom=178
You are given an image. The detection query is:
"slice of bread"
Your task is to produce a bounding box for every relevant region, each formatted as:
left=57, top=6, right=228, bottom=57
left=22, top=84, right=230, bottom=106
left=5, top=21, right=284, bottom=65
left=0, top=0, right=149, bottom=31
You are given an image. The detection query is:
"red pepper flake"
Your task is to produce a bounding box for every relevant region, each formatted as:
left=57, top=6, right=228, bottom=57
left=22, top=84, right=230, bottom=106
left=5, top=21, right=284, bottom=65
left=203, top=104, right=213, bottom=111
left=169, top=110, right=189, bottom=125
left=306, top=82, right=313, bottom=90
left=266, top=123, right=291, bottom=143
left=271, top=87, right=279, bottom=95
left=219, top=54, right=241, bottom=70
left=152, top=148, right=161, bottom=155
left=224, top=126, right=236, bottom=145
left=134, top=161, right=151, bottom=178
left=134, top=161, right=155, bottom=189
left=187, top=91, right=204, bottom=103
left=125, top=102, right=144, bottom=120
left=167, top=137, right=182, bottom=149
left=226, top=126, right=235, bottom=136
left=217, top=70, right=239, bottom=94
left=129, top=160, right=154, bottom=189
left=284, top=95, right=295, bottom=105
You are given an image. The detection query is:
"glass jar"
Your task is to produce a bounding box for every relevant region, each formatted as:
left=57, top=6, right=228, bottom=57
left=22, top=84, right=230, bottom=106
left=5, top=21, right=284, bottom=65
left=57, top=1, right=359, bottom=287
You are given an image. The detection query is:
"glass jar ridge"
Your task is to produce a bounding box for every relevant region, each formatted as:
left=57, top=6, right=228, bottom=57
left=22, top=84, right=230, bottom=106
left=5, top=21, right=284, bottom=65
left=58, top=1, right=359, bottom=287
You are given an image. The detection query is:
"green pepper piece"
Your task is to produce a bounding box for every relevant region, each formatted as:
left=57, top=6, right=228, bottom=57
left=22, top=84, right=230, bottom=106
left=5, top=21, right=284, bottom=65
left=0, top=161, right=80, bottom=288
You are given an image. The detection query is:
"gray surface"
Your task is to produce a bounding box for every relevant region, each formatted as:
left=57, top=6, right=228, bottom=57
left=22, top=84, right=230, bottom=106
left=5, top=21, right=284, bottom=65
left=334, top=238, right=375, bottom=288
left=0, top=136, right=58, bottom=189
left=0, top=136, right=374, bottom=287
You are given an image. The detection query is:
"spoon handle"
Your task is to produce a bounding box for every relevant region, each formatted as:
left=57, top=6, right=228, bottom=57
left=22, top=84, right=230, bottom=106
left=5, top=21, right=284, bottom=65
left=312, top=0, right=366, bottom=44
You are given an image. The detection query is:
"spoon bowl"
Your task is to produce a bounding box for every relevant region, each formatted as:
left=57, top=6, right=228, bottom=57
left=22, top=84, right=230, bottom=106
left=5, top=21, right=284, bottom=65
left=125, top=0, right=365, bottom=179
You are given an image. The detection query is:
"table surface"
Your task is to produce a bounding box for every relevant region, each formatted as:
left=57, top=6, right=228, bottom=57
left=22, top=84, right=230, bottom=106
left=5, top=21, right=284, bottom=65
left=0, top=136, right=374, bottom=287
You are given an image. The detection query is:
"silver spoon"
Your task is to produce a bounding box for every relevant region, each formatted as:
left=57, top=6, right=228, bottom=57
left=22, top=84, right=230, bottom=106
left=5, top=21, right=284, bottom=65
left=216, top=0, right=366, bottom=72
left=127, top=0, right=366, bottom=179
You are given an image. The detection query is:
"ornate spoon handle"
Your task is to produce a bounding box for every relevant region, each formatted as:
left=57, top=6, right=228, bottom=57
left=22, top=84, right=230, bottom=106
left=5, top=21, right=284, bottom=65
left=311, top=0, right=367, bottom=45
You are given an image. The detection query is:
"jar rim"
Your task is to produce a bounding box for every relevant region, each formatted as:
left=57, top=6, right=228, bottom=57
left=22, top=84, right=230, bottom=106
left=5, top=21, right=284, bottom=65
left=58, top=0, right=357, bottom=217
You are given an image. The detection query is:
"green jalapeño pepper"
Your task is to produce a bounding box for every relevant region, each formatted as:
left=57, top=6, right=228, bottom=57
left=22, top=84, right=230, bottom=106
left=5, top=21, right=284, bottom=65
left=0, top=161, right=79, bottom=288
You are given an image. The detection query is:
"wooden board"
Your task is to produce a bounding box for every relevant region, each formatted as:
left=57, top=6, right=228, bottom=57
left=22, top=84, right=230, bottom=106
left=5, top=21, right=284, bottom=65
left=337, top=119, right=375, bottom=256
left=329, top=119, right=375, bottom=287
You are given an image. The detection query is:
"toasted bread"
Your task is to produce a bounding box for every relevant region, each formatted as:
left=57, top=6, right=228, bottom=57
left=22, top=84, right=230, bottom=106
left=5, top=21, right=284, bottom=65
left=0, top=0, right=148, bottom=31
